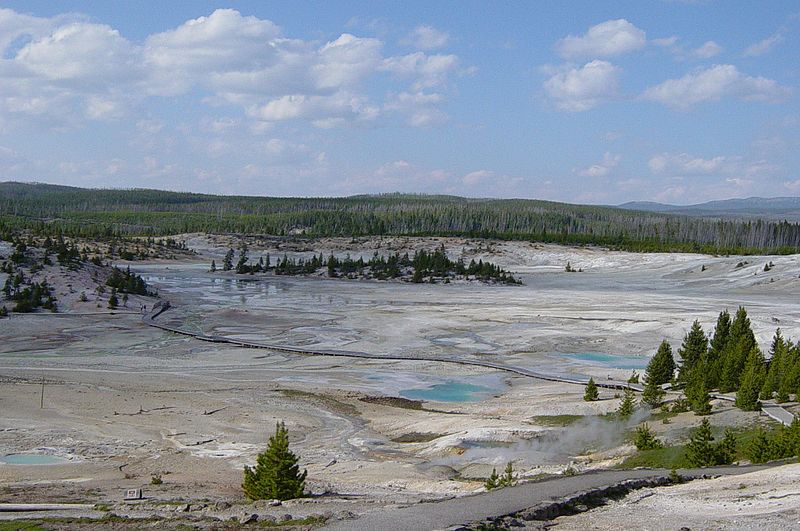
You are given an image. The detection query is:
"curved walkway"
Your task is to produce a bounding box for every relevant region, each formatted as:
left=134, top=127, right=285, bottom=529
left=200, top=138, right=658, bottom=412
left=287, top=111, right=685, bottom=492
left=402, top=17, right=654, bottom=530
left=144, top=301, right=795, bottom=425
left=143, top=301, right=640, bottom=392
left=321, top=464, right=778, bottom=531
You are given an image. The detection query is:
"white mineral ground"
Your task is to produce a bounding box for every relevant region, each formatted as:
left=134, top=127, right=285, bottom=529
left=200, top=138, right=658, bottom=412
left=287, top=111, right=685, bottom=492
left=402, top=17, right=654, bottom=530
left=1, top=235, right=800, bottom=522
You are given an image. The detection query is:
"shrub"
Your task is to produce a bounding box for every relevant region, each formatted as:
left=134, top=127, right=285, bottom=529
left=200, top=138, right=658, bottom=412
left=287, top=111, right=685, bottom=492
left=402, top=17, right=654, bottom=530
left=634, top=423, right=663, bottom=450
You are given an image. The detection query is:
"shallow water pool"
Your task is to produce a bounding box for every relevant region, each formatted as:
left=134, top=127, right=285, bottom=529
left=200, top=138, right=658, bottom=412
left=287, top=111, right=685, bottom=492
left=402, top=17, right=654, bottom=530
left=400, top=381, right=496, bottom=402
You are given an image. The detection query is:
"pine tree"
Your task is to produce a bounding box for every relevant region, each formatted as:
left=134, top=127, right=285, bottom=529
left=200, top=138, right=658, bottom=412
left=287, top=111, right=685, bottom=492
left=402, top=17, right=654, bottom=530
left=715, top=428, right=738, bottom=465
left=484, top=468, right=499, bottom=490
left=236, top=245, right=249, bottom=274
left=705, top=310, right=731, bottom=389
left=210, top=259, right=216, bottom=272
left=222, top=249, right=234, bottom=271
left=735, top=348, right=766, bottom=411
left=745, top=428, right=773, bottom=464
left=107, top=289, right=118, bottom=309
left=242, top=421, right=307, bottom=501
left=685, top=364, right=712, bottom=415
left=678, top=320, right=708, bottom=384
left=634, top=423, right=662, bottom=450
left=499, top=462, right=516, bottom=487
left=648, top=340, right=676, bottom=386
left=686, top=418, right=716, bottom=467
left=641, top=372, right=665, bottom=408
left=583, top=377, right=599, bottom=401
left=618, top=388, right=636, bottom=419
left=761, top=329, right=786, bottom=400
left=720, top=307, right=757, bottom=392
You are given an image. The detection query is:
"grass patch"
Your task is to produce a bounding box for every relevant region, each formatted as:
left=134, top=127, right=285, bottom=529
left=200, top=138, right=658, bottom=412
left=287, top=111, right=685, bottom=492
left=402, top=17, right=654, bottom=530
left=280, top=389, right=361, bottom=417
left=359, top=396, right=423, bottom=411
left=529, top=414, right=584, bottom=427
left=391, top=432, right=445, bottom=443
left=617, top=444, right=688, bottom=469
left=257, top=515, right=328, bottom=527
left=0, top=523, right=47, bottom=531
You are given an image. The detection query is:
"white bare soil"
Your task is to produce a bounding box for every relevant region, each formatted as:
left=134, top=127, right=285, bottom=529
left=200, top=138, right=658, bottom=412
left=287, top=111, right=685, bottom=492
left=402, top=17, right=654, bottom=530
left=2, top=236, right=800, bottom=523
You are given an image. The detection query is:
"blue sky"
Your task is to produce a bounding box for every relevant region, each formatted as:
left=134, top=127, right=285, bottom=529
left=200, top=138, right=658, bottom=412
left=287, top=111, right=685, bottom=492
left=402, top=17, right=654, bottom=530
left=0, top=1, right=798, bottom=204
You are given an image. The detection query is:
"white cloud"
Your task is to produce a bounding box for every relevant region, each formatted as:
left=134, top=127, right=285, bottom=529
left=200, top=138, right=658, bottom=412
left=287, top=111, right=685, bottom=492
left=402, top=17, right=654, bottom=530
left=0, top=7, right=57, bottom=55
left=743, top=31, right=784, bottom=57
left=692, top=40, right=722, bottom=59
left=382, top=52, right=459, bottom=90
left=577, top=152, right=620, bottom=177
left=543, top=60, right=620, bottom=112
left=312, top=33, right=383, bottom=90
left=462, top=170, right=494, bottom=185
left=784, top=179, right=800, bottom=192
left=136, top=119, right=165, bottom=134
left=642, top=64, right=790, bottom=109
left=555, top=19, right=646, bottom=59
left=652, top=36, right=679, bottom=48
left=0, top=8, right=461, bottom=130
left=649, top=152, right=726, bottom=174
left=404, top=25, right=449, bottom=50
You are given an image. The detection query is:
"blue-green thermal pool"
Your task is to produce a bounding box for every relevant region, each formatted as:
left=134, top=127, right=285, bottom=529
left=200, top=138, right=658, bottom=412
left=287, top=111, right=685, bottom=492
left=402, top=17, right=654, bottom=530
left=400, top=381, right=496, bottom=402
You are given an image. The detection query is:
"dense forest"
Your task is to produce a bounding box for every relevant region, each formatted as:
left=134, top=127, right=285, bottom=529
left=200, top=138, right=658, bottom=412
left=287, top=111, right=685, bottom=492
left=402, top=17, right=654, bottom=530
left=2, top=182, right=800, bottom=254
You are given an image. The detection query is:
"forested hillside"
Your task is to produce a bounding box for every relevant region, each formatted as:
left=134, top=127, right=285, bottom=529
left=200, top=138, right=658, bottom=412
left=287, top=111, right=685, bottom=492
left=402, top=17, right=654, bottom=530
left=2, top=182, right=800, bottom=254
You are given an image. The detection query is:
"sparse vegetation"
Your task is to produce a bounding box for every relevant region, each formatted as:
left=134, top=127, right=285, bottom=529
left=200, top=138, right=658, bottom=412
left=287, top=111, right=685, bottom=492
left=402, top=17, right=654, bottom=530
left=633, top=423, right=663, bottom=450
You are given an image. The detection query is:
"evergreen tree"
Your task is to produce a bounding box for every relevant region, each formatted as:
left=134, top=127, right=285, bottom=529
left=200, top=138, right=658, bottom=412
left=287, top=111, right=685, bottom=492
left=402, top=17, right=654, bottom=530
left=705, top=310, right=731, bottom=389
left=647, top=340, right=676, bottom=386
left=677, top=320, right=708, bottom=384
left=685, top=363, right=712, bottom=415
left=720, top=307, right=757, bottom=392
left=761, top=329, right=786, bottom=400
left=107, top=289, right=118, bottom=309
left=715, top=428, right=738, bottom=465
left=235, top=245, right=249, bottom=274
left=641, top=372, right=665, bottom=408
left=735, top=348, right=766, bottom=411
left=210, top=259, right=216, bottom=272
left=222, top=248, right=234, bottom=271
left=583, top=377, right=599, bottom=401
left=745, top=428, right=774, bottom=464
left=242, top=421, right=307, bottom=501
left=686, top=418, right=716, bottom=467
left=634, top=423, right=662, bottom=450
left=499, top=462, right=516, bottom=487
left=484, top=468, right=499, bottom=490
left=618, top=388, right=636, bottom=419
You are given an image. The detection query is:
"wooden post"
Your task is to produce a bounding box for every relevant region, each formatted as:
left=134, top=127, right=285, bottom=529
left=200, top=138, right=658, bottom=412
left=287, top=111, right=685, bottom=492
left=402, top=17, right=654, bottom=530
left=40, top=376, right=44, bottom=409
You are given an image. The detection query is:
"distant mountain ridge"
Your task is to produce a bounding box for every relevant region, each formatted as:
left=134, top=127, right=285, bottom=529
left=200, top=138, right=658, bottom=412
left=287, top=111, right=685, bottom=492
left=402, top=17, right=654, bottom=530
left=619, top=197, right=800, bottom=221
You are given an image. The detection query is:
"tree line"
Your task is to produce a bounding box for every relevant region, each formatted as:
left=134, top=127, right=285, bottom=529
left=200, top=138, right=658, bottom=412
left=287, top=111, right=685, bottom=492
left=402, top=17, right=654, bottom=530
left=3, top=182, right=800, bottom=254
left=213, top=244, right=520, bottom=284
